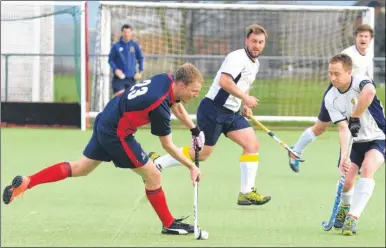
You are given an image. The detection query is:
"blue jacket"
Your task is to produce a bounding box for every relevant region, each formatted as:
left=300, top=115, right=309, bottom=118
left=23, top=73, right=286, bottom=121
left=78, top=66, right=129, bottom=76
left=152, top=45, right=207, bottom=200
left=108, top=38, right=144, bottom=79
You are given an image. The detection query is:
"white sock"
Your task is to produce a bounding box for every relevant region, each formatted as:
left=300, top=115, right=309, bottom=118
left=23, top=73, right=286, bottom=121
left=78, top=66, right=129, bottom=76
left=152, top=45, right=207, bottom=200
left=240, top=153, right=259, bottom=194
left=155, top=146, right=191, bottom=170
left=293, top=127, right=316, bottom=154
left=342, top=188, right=354, bottom=206
left=336, top=180, right=354, bottom=206
left=348, top=178, right=375, bottom=219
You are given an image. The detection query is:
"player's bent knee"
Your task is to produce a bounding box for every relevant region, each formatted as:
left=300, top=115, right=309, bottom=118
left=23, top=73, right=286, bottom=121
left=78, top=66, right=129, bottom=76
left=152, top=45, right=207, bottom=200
left=343, top=177, right=355, bottom=191
left=136, top=161, right=162, bottom=189
left=312, top=121, right=328, bottom=136
left=361, top=149, right=385, bottom=178
left=199, top=146, right=214, bottom=161
left=243, top=141, right=259, bottom=154
left=144, top=172, right=161, bottom=190
left=70, top=156, right=101, bottom=177
left=360, top=165, right=377, bottom=179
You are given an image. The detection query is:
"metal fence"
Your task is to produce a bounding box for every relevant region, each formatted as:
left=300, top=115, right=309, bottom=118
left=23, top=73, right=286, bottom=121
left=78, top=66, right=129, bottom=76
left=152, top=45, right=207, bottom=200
left=1, top=53, right=385, bottom=103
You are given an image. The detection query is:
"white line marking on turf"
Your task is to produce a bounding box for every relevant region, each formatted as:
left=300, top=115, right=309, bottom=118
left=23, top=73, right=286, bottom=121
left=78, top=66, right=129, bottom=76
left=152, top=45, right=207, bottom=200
left=111, top=195, right=145, bottom=244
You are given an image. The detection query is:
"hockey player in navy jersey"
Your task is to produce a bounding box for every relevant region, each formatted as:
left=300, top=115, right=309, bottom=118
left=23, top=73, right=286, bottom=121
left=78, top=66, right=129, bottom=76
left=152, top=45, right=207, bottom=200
left=2, top=63, right=205, bottom=235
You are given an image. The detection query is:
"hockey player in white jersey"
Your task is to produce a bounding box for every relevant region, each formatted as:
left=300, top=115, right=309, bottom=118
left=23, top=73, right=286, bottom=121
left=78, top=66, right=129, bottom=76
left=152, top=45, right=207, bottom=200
left=148, top=24, right=272, bottom=206
left=289, top=24, right=375, bottom=172
left=325, top=54, right=385, bottom=235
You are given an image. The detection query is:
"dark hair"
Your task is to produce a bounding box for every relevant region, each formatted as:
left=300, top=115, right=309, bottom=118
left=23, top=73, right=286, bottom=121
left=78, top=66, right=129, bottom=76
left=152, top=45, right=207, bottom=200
left=329, top=54, right=353, bottom=71
left=354, top=24, right=374, bottom=38
left=368, top=1, right=381, bottom=8
left=121, top=24, right=132, bottom=32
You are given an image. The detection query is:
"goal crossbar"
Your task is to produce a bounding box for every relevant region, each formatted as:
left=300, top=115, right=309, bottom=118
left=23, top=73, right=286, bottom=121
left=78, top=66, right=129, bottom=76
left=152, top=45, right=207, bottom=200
left=99, top=1, right=371, bottom=11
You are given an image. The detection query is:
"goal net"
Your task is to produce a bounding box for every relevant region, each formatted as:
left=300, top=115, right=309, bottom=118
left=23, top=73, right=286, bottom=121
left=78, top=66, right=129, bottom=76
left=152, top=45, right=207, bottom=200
left=1, top=1, right=84, bottom=103
left=91, top=2, right=374, bottom=121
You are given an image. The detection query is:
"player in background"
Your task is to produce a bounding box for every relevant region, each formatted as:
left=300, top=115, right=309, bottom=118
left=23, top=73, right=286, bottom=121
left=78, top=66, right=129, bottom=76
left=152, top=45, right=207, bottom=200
left=324, top=54, right=385, bottom=235
left=109, top=24, right=144, bottom=96
left=288, top=24, right=375, bottom=172
left=2, top=63, right=206, bottom=235
left=148, top=24, right=272, bottom=206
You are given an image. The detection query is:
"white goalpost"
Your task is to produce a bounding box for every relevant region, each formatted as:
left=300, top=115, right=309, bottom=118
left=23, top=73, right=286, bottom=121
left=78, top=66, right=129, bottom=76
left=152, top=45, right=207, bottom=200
left=1, top=1, right=87, bottom=130
left=89, top=1, right=374, bottom=125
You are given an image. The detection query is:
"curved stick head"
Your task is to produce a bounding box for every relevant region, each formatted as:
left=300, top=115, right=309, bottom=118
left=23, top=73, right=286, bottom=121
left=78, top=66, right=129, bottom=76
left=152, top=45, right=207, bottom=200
left=321, top=221, right=333, bottom=231
left=194, top=228, right=201, bottom=239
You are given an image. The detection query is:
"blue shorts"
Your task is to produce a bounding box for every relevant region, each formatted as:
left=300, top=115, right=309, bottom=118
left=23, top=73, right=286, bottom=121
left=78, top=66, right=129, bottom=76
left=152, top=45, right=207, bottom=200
left=317, top=83, right=333, bottom=122
left=337, top=140, right=385, bottom=169
left=112, top=76, right=136, bottom=93
left=197, top=97, right=250, bottom=146
left=83, top=115, right=149, bottom=169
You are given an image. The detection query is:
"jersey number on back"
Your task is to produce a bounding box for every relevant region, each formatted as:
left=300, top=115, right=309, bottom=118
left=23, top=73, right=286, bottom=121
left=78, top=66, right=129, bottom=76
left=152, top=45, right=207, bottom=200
left=127, top=79, right=152, bottom=100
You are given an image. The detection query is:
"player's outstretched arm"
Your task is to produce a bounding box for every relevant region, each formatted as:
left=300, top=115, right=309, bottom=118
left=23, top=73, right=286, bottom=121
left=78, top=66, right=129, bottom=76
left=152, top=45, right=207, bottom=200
left=337, top=121, right=352, bottom=159
left=158, top=134, right=200, bottom=184
left=337, top=121, right=352, bottom=173
left=171, top=103, right=196, bottom=129
left=171, top=103, right=205, bottom=150
left=219, top=74, right=258, bottom=108
left=351, top=82, right=376, bottom=118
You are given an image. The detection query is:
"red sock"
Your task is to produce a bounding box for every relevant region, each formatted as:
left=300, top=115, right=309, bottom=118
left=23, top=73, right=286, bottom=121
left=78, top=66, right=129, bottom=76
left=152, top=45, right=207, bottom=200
left=28, top=162, right=72, bottom=189
left=146, top=187, right=174, bottom=227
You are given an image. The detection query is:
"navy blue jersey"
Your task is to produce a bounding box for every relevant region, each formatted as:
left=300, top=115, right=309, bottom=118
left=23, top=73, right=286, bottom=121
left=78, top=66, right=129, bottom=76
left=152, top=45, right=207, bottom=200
left=97, top=73, right=176, bottom=138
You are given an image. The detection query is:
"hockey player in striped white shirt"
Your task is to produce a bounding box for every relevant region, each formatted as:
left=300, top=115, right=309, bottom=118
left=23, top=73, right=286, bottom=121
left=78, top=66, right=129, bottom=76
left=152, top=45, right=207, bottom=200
left=149, top=24, right=273, bottom=206
left=324, top=54, right=385, bottom=235
left=289, top=24, right=375, bottom=172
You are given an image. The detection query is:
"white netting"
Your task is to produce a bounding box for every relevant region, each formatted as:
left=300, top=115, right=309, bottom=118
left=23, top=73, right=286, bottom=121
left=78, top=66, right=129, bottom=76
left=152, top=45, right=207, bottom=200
left=91, top=2, right=372, bottom=120
left=1, top=2, right=83, bottom=102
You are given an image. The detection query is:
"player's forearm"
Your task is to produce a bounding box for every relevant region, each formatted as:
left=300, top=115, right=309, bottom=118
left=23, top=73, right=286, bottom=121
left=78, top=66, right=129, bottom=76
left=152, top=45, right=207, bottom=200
left=171, top=104, right=196, bottom=130
left=219, top=75, right=247, bottom=100
left=338, top=121, right=351, bottom=159
left=162, top=143, right=194, bottom=169
left=351, top=86, right=376, bottom=118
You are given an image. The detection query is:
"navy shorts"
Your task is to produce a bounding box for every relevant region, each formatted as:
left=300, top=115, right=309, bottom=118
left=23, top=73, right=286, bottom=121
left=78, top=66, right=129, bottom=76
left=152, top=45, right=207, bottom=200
left=337, top=140, right=385, bottom=169
left=317, top=83, right=334, bottom=122
left=112, top=76, right=136, bottom=93
left=83, top=115, right=149, bottom=169
left=197, top=97, right=250, bottom=146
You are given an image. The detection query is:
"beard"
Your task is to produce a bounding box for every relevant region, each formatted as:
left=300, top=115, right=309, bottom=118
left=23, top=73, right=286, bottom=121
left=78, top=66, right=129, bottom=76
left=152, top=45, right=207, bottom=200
left=246, top=47, right=260, bottom=59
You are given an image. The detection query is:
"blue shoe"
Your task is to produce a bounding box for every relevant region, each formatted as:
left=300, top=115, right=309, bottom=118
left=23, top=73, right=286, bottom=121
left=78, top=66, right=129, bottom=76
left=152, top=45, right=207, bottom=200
left=342, top=215, right=357, bottom=236
left=288, top=147, right=301, bottom=172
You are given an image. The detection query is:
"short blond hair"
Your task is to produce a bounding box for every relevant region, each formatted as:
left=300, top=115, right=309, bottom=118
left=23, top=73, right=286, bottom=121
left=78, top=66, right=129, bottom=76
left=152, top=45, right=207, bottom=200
left=329, top=54, right=353, bottom=71
left=245, top=24, right=268, bottom=39
left=175, top=63, right=204, bottom=85
left=354, top=24, right=374, bottom=38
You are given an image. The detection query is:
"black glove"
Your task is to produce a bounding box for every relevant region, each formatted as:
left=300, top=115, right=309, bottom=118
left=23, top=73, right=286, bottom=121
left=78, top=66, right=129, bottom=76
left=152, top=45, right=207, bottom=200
left=348, top=117, right=360, bottom=137
left=190, top=126, right=201, bottom=136
left=190, top=126, right=205, bottom=151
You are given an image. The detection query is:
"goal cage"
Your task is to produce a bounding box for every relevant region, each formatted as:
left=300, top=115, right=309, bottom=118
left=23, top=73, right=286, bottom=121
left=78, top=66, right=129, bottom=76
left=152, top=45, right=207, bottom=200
left=90, top=2, right=374, bottom=130
left=1, top=1, right=88, bottom=129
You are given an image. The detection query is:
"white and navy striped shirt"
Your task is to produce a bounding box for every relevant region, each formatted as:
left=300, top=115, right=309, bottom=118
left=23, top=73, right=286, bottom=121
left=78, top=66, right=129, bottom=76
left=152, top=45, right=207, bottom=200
left=341, top=45, right=373, bottom=78
left=205, top=49, right=259, bottom=112
left=324, top=75, right=385, bottom=142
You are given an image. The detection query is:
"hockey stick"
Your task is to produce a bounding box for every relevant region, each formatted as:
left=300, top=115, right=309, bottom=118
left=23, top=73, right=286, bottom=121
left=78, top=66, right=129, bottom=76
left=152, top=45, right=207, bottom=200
left=248, top=115, right=305, bottom=162
left=193, top=145, right=201, bottom=239
left=321, top=135, right=354, bottom=231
